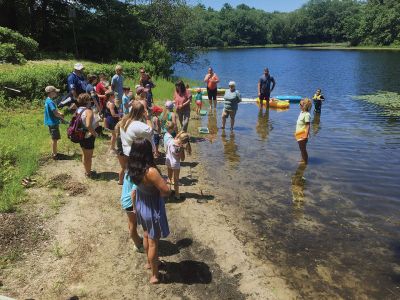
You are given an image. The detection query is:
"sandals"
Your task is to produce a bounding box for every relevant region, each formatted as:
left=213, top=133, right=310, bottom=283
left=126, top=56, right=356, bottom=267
left=21, top=177, right=36, bottom=188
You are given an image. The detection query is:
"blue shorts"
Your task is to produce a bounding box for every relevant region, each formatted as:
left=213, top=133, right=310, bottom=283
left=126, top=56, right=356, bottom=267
left=153, top=133, right=160, bottom=146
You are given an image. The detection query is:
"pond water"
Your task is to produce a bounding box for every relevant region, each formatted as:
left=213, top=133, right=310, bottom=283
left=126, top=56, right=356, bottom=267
left=174, top=48, right=400, bottom=299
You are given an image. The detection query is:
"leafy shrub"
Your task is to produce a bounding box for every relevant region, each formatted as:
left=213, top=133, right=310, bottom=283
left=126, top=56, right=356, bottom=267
left=0, top=43, right=26, bottom=64
left=0, top=27, right=39, bottom=60
left=0, top=60, right=156, bottom=102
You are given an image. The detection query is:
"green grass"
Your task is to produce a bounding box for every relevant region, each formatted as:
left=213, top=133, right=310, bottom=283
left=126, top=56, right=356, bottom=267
left=0, top=109, right=81, bottom=212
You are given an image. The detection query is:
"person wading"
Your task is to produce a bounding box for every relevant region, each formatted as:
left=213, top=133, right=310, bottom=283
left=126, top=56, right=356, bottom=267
left=258, top=68, right=276, bottom=110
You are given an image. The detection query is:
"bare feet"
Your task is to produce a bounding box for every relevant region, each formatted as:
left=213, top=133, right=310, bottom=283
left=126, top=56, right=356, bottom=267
left=150, top=275, right=160, bottom=284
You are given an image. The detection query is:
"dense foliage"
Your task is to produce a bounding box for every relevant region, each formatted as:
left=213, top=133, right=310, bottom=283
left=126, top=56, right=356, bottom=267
left=0, top=1, right=399, bottom=68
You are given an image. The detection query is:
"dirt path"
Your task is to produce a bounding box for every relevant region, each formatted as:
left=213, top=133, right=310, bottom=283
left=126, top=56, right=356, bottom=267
left=1, top=138, right=297, bottom=299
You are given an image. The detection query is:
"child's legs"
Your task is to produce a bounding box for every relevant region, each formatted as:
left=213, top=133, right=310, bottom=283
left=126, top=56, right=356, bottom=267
left=110, top=130, right=116, bottom=149
left=52, top=139, right=58, bottom=156
left=143, top=231, right=149, bottom=259
left=298, top=139, right=308, bottom=163
left=167, top=167, right=173, bottom=182
left=229, top=111, right=236, bottom=129
left=221, top=110, right=227, bottom=128
left=82, top=148, right=94, bottom=174
left=173, top=168, right=180, bottom=196
left=127, top=211, right=141, bottom=247
left=148, top=237, right=159, bottom=280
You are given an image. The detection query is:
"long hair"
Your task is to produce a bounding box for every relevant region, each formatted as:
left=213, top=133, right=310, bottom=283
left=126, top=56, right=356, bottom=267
left=127, top=138, right=157, bottom=185
left=175, top=80, right=186, bottom=95
left=176, top=131, right=192, bottom=155
left=121, top=100, right=145, bottom=131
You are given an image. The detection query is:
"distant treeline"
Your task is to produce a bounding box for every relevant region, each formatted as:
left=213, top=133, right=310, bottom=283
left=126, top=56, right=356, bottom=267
left=0, top=0, right=399, bottom=70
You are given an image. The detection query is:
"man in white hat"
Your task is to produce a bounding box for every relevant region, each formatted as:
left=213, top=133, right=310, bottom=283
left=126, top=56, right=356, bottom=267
left=67, top=62, right=87, bottom=100
left=222, top=81, right=241, bottom=131
left=44, top=86, right=65, bottom=159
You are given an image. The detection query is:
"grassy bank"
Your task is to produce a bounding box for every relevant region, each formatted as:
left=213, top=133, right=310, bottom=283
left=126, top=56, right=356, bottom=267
left=207, top=43, right=400, bottom=51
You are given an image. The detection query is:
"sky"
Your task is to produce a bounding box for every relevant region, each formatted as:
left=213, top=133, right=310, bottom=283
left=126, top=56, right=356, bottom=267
left=188, top=0, right=309, bottom=12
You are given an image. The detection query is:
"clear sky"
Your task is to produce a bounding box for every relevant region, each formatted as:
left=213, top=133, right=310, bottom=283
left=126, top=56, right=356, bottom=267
left=189, top=0, right=309, bottom=12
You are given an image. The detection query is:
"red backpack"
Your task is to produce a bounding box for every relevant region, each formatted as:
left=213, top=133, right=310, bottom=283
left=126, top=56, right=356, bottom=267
left=67, top=108, right=87, bottom=143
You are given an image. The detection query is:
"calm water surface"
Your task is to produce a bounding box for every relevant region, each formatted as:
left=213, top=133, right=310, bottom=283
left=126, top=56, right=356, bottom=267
left=175, top=49, right=400, bottom=299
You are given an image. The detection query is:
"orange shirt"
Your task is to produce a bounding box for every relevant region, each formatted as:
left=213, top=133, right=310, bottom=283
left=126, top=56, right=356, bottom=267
left=205, top=73, right=219, bottom=90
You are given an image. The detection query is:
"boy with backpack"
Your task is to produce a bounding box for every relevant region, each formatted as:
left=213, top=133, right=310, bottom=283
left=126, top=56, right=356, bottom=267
left=44, top=86, right=65, bottom=159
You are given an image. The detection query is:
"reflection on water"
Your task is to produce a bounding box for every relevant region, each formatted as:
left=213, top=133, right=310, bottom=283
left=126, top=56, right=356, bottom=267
left=221, top=130, right=240, bottom=165
left=312, top=113, right=321, bottom=136
left=207, top=112, right=218, bottom=143
left=255, top=110, right=272, bottom=141
left=178, top=49, right=400, bottom=299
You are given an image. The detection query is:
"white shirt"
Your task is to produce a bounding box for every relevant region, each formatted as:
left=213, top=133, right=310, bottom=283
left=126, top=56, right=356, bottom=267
left=120, top=120, right=154, bottom=156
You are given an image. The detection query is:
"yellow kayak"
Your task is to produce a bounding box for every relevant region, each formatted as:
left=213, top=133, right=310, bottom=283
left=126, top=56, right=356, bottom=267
left=190, top=88, right=226, bottom=96
left=257, top=98, right=290, bottom=109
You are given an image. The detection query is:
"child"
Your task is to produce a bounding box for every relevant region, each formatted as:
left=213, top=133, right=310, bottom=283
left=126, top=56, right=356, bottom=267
left=165, top=131, right=191, bottom=200
left=295, top=98, right=312, bottom=164
left=105, top=90, right=120, bottom=152
left=160, top=100, right=178, bottom=137
left=195, top=88, right=203, bottom=117
left=152, top=106, right=162, bottom=158
left=122, top=87, right=132, bottom=115
left=120, top=170, right=144, bottom=253
left=135, top=86, right=149, bottom=115
left=312, top=88, right=325, bottom=114
left=163, top=121, right=174, bottom=152
left=127, top=138, right=170, bottom=284
left=44, top=86, right=65, bottom=159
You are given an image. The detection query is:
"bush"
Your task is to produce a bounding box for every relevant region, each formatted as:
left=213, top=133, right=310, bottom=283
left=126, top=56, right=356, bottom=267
left=0, top=43, right=26, bottom=64
left=0, top=60, right=156, bottom=102
left=0, top=27, right=39, bottom=60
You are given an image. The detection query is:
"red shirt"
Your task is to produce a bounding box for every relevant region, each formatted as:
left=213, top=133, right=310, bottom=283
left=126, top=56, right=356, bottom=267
left=174, top=90, right=192, bottom=112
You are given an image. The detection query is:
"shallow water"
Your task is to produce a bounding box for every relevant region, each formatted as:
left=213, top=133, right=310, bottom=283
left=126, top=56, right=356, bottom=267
left=175, top=49, right=400, bottom=298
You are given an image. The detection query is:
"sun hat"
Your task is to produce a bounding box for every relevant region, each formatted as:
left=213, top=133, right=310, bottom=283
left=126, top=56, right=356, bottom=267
left=152, top=105, right=163, bottom=114
left=45, top=86, right=60, bottom=93
left=165, top=100, right=174, bottom=109
left=74, top=63, right=84, bottom=70
left=228, top=81, right=236, bottom=86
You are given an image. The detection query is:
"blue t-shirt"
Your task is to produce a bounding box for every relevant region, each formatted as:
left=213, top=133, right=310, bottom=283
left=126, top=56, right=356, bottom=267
left=44, top=97, right=60, bottom=126
left=120, top=173, right=137, bottom=209
left=67, top=72, right=87, bottom=95
left=111, top=74, right=124, bottom=100
left=122, top=94, right=131, bottom=115
left=259, top=74, right=275, bottom=94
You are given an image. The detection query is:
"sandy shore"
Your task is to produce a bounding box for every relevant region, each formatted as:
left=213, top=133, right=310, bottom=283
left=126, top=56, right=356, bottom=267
left=0, top=135, right=297, bottom=299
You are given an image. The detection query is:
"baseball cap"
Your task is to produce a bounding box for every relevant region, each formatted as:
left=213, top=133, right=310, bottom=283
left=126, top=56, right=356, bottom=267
left=45, top=86, right=60, bottom=93
left=74, top=63, right=84, bottom=70
left=228, top=81, right=236, bottom=86
left=165, top=100, right=174, bottom=109
left=152, top=105, right=163, bottom=114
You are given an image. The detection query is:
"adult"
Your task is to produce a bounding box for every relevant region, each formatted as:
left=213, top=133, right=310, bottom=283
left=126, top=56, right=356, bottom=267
left=140, top=72, right=155, bottom=110
left=111, top=65, right=124, bottom=101
left=174, top=80, right=192, bottom=132
left=104, top=90, right=120, bottom=152
left=222, top=81, right=242, bottom=131
left=204, top=67, right=219, bottom=109
left=76, top=93, right=98, bottom=178
left=86, top=74, right=101, bottom=113
left=67, top=63, right=87, bottom=100
left=120, top=100, right=154, bottom=159
left=258, top=68, right=276, bottom=110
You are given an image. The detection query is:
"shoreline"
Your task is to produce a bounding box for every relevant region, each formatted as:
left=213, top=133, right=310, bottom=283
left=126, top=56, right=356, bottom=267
left=0, top=127, right=297, bottom=299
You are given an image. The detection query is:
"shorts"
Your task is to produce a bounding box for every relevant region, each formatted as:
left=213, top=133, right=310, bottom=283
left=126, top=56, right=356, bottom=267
left=260, top=92, right=270, bottom=101
left=165, top=157, right=180, bottom=170
left=116, top=136, right=124, bottom=155
left=48, top=125, right=61, bottom=140
left=222, top=109, right=237, bottom=119
left=196, top=100, right=202, bottom=107
left=106, top=116, right=119, bottom=130
left=153, top=133, right=160, bottom=146
left=79, top=135, right=96, bottom=150
left=207, top=88, right=217, bottom=100
left=125, top=206, right=134, bottom=212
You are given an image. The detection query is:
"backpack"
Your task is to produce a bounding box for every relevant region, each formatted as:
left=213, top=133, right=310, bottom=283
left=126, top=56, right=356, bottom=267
left=67, top=108, right=87, bottom=143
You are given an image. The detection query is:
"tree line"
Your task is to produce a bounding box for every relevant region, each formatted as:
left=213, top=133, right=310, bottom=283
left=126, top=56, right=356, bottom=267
left=1, top=0, right=399, bottom=72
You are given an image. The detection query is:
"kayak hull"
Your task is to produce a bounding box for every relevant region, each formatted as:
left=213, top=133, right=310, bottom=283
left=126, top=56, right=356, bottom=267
left=257, top=98, right=290, bottom=109
left=190, top=87, right=226, bottom=96
left=275, top=95, right=302, bottom=102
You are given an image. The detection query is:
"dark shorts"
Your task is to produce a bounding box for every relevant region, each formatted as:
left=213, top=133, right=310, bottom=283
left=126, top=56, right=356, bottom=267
left=153, top=133, right=160, bottom=146
left=79, top=135, right=96, bottom=150
left=260, top=92, right=270, bottom=101
left=116, top=136, right=124, bottom=155
left=106, top=116, right=119, bottom=130
left=48, top=125, right=61, bottom=140
left=207, top=88, right=218, bottom=101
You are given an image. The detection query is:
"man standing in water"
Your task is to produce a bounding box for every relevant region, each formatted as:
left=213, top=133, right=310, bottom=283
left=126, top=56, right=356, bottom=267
left=204, top=67, right=220, bottom=110
left=258, top=68, right=276, bottom=110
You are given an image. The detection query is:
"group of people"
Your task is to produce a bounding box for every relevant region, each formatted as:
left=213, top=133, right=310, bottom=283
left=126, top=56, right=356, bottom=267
left=43, top=63, right=325, bottom=284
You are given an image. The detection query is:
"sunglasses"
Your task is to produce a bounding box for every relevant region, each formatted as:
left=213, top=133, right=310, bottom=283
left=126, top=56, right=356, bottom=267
left=299, top=103, right=304, bottom=107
